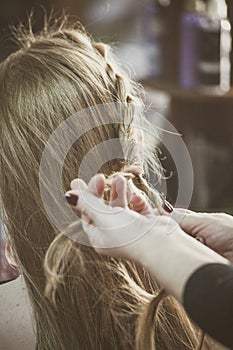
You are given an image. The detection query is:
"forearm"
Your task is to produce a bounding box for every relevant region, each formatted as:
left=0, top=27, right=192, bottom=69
left=137, top=225, right=229, bottom=302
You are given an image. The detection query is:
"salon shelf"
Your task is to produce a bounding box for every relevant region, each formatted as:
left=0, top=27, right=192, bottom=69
left=141, top=78, right=233, bottom=102
left=141, top=77, right=233, bottom=211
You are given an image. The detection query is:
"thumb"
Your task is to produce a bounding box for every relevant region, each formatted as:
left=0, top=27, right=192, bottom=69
left=65, top=189, right=111, bottom=225
left=171, top=208, right=205, bottom=237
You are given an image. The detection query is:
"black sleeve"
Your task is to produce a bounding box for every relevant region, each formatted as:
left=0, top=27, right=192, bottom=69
left=183, top=263, right=233, bottom=348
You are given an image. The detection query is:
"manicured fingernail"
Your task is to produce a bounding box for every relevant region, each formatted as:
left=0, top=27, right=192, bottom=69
left=162, top=200, right=173, bottom=213
left=65, top=193, right=78, bottom=206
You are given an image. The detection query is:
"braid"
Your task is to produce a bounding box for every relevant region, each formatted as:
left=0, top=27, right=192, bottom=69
left=18, top=23, right=162, bottom=203
left=92, top=41, right=142, bottom=167
left=92, top=41, right=163, bottom=212
left=93, top=42, right=133, bottom=104
left=93, top=44, right=135, bottom=154
left=105, top=164, right=163, bottom=212
left=8, top=17, right=211, bottom=350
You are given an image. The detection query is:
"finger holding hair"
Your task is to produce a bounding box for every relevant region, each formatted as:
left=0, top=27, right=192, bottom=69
left=70, top=178, right=88, bottom=191
left=110, top=175, right=127, bottom=207
left=88, top=173, right=106, bottom=197
left=171, top=208, right=202, bottom=237
left=69, top=178, right=90, bottom=223
left=129, top=193, right=153, bottom=216
left=65, top=189, right=115, bottom=226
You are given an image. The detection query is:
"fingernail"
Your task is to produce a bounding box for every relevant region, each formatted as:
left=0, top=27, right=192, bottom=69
left=162, top=200, right=173, bottom=213
left=65, top=193, right=78, bottom=206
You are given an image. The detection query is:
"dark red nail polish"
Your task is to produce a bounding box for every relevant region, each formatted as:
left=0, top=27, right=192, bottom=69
left=162, top=200, right=173, bottom=213
left=65, top=193, right=78, bottom=206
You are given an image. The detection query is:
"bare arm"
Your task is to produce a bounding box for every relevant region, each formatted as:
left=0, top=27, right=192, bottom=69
left=66, top=174, right=229, bottom=302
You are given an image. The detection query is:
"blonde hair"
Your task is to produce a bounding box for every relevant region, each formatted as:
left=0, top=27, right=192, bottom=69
left=0, top=15, right=214, bottom=350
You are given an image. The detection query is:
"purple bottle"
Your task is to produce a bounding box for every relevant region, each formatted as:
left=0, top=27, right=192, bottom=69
left=179, top=0, right=205, bottom=90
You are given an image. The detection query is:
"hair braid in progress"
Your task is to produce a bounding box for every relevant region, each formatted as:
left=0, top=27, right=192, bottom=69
left=0, top=15, right=218, bottom=350
left=44, top=20, right=209, bottom=350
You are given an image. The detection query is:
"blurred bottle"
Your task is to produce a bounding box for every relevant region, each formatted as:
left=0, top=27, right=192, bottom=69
left=198, top=0, right=231, bottom=92
left=179, top=0, right=205, bottom=90
left=142, top=0, right=169, bottom=78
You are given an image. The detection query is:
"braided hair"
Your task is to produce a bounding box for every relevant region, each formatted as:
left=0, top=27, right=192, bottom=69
left=0, top=15, right=213, bottom=350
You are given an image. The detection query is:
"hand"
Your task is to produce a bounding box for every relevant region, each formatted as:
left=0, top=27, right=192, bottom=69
left=65, top=174, right=228, bottom=301
left=172, top=209, right=233, bottom=263
left=65, top=174, right=176, bottom=261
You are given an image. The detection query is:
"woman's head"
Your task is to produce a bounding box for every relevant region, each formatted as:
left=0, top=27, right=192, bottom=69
left=0, top=16, right=211, bottom=350
left=0, top=15, right=162, bottom=243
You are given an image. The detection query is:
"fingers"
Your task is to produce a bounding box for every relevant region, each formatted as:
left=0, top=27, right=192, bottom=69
left=171, top=208, right=204, bottom=237
left=129, top=193, right=153, bottom=216
left=88, top=174, right=106, bottom=197
left=69, top=175, right=154, bottom=218
left=109, top=175, right=154, bottom=216
left=67, top=175, right=155, bottom=224
left=71, top=174, right=106, bottom=198
left=69, top=179, right=90, bottom=223
left=65, top=189, right=111, bottom=224
left=110, top=176, right=127, bottom=207
left=171, top=208, right=196, bottom=227
left=70, top=178, right=88, bottom=191
left=70, top=175, right=106, bottom=224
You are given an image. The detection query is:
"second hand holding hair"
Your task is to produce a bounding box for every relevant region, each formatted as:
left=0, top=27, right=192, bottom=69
left=65, top=174, right=229, bottom=303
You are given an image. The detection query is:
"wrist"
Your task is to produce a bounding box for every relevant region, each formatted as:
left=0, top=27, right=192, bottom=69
left=135, top=221, right=229, bottom=302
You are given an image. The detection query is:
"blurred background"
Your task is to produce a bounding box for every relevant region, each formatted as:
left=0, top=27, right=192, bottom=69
left=1, top=0, right=233, bottom=281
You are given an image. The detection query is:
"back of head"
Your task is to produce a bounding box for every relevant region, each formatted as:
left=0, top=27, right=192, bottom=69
left=0, top=16, right=212, bottom=350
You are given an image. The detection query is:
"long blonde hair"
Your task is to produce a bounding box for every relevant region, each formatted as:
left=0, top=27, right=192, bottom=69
left=0, top=15, right=214, bottom=350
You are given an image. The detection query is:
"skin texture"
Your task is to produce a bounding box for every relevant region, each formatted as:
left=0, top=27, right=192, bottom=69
left=0, top=174, right=230, bottom=350
left=66, top=174, right=229, bottom=302
left=1, top=21, right=214, bottom=349
left=172, top=209, right=233, bottom=263
left=1, top=19, right=227, bottom=350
